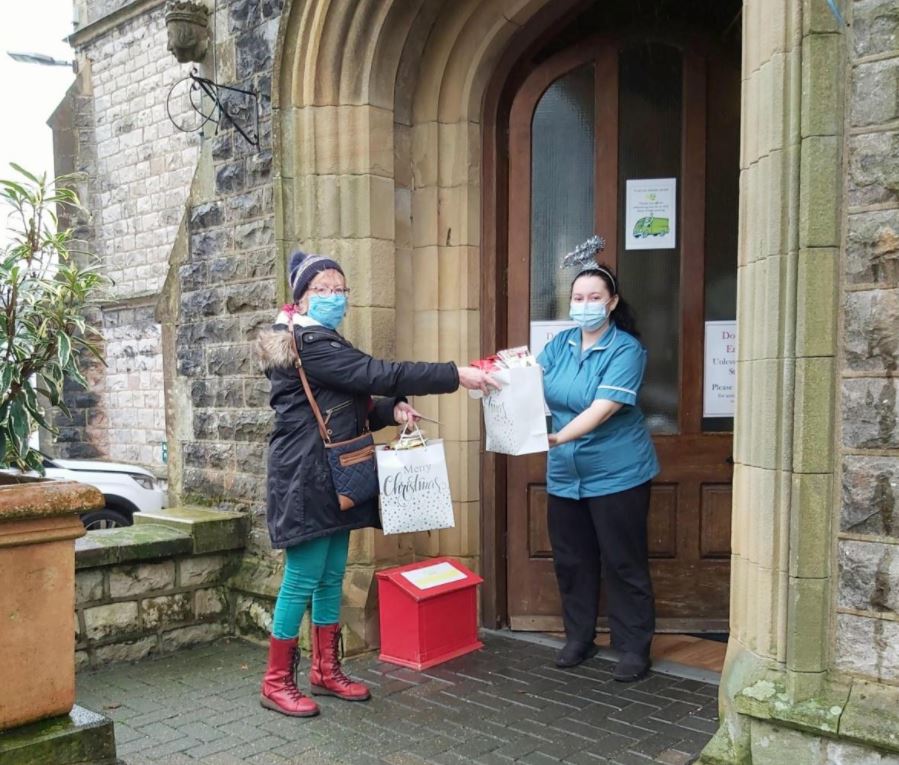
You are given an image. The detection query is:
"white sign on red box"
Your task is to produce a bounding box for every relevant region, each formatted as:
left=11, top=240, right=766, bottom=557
left=400, top=561, right=466, bottom=590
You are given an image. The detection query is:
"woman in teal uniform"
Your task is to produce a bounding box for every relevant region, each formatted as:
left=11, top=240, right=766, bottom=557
left=538, top=265, right=660, bottom=681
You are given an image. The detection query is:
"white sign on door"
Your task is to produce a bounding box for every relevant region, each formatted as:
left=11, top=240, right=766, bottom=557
left=529, top=320, right=577, bottom=361
left=625, top=178, right=677, bottom=250
left=529, top=320, right=577, bottom=416
left=703, top=320, right=737, bottom=417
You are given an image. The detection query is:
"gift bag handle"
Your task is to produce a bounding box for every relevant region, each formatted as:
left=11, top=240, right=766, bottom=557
left=399, top=421, right=427, bottom=447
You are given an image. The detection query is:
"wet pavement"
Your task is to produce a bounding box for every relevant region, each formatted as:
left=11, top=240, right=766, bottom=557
left=75, top=632, right=718, bottom=765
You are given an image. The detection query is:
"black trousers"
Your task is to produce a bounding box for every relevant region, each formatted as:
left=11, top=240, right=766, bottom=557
left=547, top=481, right=655, bottom=658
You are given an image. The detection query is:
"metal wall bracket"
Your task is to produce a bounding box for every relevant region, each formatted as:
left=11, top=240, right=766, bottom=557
left=167, top=68, right=260, bottom=147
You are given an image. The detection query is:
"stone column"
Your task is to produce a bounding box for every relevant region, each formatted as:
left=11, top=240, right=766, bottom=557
left=702, top=0, right=846, bottom=760
left=407, top=118, right=482, bottom=571
left=277, top=99, right=400, bottom=650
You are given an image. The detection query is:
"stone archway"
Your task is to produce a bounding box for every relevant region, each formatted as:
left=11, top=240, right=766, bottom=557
left=271, top=3, right=849, bottom=761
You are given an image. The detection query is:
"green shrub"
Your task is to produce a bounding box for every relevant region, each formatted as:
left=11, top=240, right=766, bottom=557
left=0, top=165, right=108, bottom=471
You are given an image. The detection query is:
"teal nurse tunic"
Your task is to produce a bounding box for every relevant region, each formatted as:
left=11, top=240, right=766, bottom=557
left=537, top=324, right=660, bottom=499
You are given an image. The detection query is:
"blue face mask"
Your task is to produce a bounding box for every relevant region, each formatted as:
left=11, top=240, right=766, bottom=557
left=569, top=301, right=608, bottom=332
left=307, top=294, right=348, bottom=330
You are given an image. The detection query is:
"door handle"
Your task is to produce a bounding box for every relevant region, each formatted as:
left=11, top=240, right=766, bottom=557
left=725, top=455, right=734, bottom=465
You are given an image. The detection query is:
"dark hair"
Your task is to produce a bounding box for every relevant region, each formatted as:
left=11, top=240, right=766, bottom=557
left=571, top=265, right=641, bottom=338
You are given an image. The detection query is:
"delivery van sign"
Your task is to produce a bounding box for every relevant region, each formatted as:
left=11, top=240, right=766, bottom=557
left=625, top=178, right=676, bottom=250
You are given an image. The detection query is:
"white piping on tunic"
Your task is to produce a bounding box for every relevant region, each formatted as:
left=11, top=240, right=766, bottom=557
left=597, top=384, right=636, bottom=396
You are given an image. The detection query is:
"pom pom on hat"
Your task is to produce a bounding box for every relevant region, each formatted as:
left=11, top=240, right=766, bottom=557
left=288, top=250, right=344, bottom=301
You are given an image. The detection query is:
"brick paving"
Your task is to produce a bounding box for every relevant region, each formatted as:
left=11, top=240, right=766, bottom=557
left=75, top=633, right=718, bottom=765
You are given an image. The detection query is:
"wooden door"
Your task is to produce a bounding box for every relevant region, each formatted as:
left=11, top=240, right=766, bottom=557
left=506, top=36, right=740, bottom=632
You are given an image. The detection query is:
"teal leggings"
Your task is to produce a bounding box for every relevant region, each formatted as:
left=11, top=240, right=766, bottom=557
left=271, top=531, right=350, bottom=639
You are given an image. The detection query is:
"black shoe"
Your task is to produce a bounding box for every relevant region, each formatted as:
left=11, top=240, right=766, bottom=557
left=555, top=640, right=598, bottom=668
left=613, top=652, right=650, bottom=682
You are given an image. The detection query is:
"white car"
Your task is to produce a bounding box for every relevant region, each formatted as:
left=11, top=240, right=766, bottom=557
left=42, top=455, right=168, bottom=530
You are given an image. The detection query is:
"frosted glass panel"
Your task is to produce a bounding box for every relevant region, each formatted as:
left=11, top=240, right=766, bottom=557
left=617, top=44, right=682, bottom=434
left=530, top=65, right=595, bottom=321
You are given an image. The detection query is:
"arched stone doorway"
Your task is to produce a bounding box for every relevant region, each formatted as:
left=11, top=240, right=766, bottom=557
left=273, top=0, right=746, bottom=636
left=272, top=1, right=847, bottom=758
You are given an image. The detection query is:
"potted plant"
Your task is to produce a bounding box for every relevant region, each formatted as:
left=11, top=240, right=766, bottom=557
left=0, top=165, right=107, bottom=730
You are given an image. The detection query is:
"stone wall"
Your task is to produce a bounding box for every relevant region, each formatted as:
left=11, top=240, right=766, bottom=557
left=97, top=302, right=167, bottom=466
left=48, top=66, right=107, bottom=461
left=61, top=1, right=200, bottom=469
left=166, top=0, right=283, bottom=638
left=835, top=0, right=899, bottom=684
left=75, top=507, right=247, bottom=670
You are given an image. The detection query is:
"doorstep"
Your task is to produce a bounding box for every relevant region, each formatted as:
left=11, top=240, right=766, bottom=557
left=490, top=629, right=724, bottom=685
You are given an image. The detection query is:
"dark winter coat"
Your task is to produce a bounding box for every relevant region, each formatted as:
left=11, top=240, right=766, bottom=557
left=256, top=322, right=459, bottom=549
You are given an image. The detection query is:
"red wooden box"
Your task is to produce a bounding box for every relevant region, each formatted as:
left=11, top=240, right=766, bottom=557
left=376, top=557, right=484, bottom=670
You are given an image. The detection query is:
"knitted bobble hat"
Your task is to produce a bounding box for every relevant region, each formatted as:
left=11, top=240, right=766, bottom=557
left=288, top=250, right=344, bottom=302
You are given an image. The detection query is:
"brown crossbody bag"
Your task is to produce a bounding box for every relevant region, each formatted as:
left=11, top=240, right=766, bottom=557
left=290, top=329, right=379, bottom=511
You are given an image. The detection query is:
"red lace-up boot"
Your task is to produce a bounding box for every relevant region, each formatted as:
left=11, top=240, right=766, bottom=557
left=260, top=636, right=320, bottom=717
left=309, top=624, right=371, bottom=701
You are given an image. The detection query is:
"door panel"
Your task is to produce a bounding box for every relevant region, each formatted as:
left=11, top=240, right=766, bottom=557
left=648, top=485, right=677, bottom=558
left=700, top=485, right=734, bottom=558
left=506, top=36, right=738, bottom=632
left=527, top=486, right=552, bottom=558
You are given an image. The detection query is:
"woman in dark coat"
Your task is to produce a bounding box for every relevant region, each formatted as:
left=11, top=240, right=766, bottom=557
left=255, top=250, right=495, bottom=718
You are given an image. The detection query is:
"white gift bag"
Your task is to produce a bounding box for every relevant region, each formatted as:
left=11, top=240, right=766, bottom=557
left=482, top=366, right=549, bottom=456
left=376, top=434, right=455, bottom=535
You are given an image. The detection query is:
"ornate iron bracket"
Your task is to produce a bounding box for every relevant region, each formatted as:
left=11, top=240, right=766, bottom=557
left=167, top=68, right=260, bottom=146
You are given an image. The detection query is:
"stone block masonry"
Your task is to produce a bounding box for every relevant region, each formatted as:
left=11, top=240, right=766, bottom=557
left=84, top=5, right=199, bottom=301
left=171, top=1, right=281, bottom=554
left=101, top=303, right=167, bottom=466
left=74, top=515, right=243, bottom=670
left=835, top=0, right=899, bottom=685
left=61, top=3, right=201, bottom=469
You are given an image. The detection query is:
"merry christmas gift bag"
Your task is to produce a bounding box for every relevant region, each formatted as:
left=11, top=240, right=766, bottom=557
left=482, top=366, right=549, bottom=456
left=376, top=430, right=455, bottom=535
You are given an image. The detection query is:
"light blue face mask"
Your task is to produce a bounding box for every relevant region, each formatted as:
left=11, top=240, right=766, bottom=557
left=308, top=294, right=348, bottom=330
left=569, top=301, right=608, bottom=332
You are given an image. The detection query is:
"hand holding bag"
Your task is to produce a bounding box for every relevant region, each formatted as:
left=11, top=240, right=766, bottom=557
left=375, top=423, right=455, bottom=535
left=290, top=330, right=378, bottom=511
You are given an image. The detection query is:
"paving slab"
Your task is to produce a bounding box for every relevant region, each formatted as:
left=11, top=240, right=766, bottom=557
left=76, top=633, right=716, bottom=764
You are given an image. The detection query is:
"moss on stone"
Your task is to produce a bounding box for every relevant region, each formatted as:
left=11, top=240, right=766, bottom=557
left=74, top=524, right=192, bottom=569
left=0, top=705, right=116, bottom=765
left=133, top=505, right=249, bottom=554
left=698, top=725, right=752, bottom=765
left=735, top=674, right=850, bottom=736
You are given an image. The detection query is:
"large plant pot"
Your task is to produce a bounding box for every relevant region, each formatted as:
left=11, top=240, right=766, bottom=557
left=0, top=477, right=102, bottom=730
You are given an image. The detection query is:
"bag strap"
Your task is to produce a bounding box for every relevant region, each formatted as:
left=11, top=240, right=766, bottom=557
left=399, top=421, right=427, bottom=447
left=288, top=327, right=332, bottom=444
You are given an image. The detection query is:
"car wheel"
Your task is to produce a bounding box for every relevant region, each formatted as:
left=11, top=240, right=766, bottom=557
left=81, top=508, right=131, bottom=530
